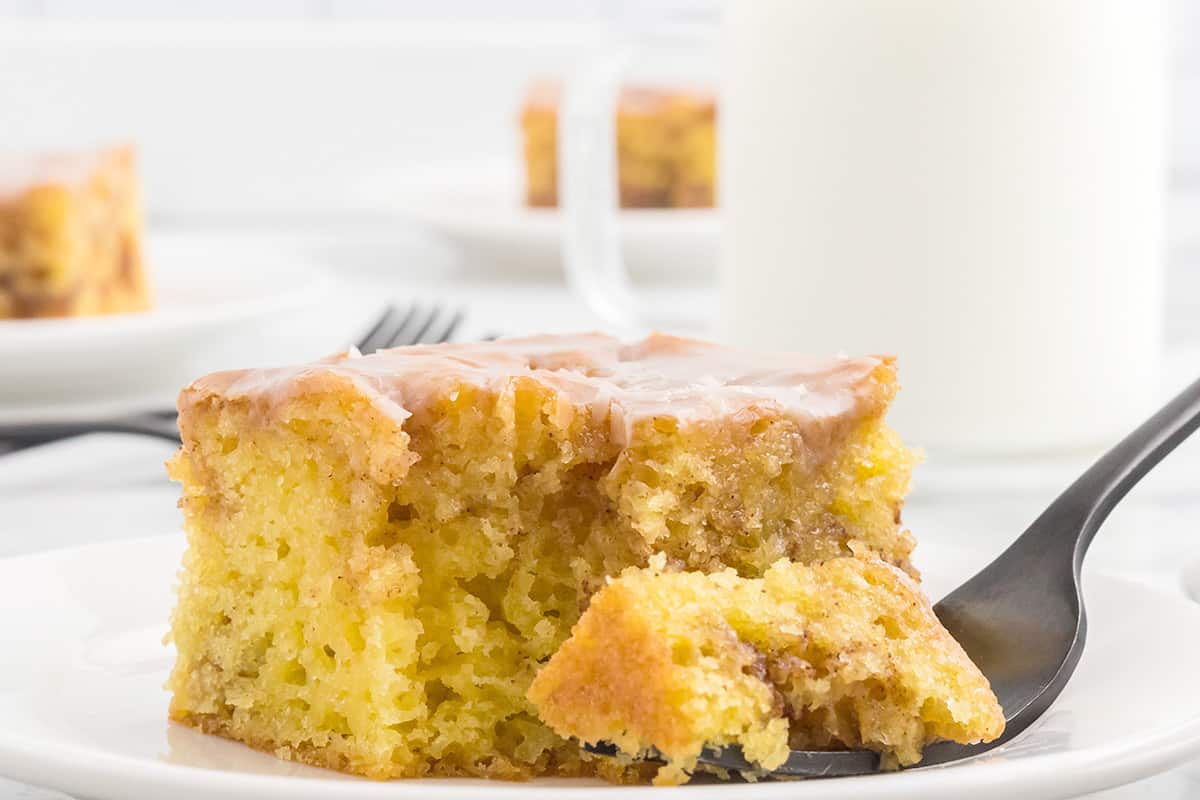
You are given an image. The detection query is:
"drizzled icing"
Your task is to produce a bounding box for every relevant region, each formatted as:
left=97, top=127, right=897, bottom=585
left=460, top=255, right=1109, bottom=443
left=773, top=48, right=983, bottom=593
left=0, top=146, right=130, bottom=199
left=180, top=333, right=893, bottom=445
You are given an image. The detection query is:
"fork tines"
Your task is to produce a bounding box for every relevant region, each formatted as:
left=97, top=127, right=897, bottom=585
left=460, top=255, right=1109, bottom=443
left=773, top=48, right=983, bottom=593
left=355, top=304, right=465, bottom=355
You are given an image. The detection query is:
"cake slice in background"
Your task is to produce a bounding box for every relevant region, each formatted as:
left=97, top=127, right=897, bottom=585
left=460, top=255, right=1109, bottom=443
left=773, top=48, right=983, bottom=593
left=166, top=333, right=917, bottom=781
left=0, top=145, right=149, bottom=319
left=519, top=81, right=716, bottom=209
left=529, top=556, right=1005, bottom=785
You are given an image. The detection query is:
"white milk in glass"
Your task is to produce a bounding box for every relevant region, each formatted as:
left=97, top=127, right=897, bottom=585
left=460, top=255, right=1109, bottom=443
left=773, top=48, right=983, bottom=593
left=720, top=0, right=1165, bottom=451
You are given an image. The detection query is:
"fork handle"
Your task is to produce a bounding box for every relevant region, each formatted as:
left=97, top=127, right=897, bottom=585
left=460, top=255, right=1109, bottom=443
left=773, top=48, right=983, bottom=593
left=0, top=414, right=181, bottom=446
left=1049, top=374, right=1200, bottom=566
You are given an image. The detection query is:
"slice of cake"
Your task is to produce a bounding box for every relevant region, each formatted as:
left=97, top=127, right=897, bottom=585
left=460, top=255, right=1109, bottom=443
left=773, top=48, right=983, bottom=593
left=528, top=557, right=1005, bottom=785
left=166, top=333, right=917, bottom=781
left=0, top=145, right=149, bottom=319
left=520, top=81, right=717, bottom=209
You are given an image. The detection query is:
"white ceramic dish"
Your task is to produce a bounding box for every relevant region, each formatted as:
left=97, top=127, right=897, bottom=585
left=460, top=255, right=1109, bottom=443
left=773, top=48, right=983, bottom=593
left=0, top=535, right=1197, bottom=800
left=392, top=160, right=719, bottom=279
left=0, top=231, right=350, bottom=425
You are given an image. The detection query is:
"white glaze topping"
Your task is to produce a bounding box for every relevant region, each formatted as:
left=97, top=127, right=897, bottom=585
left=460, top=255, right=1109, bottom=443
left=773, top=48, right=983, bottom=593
left=181, top=333, right=893, bottom=445
left=0, top=146, right=130, bottom=200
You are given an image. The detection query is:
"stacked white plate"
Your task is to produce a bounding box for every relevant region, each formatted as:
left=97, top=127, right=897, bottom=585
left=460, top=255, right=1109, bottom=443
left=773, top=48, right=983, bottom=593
left=0, top=231, right=353, bottom=425
left=392, top=159, right=720, bottom=280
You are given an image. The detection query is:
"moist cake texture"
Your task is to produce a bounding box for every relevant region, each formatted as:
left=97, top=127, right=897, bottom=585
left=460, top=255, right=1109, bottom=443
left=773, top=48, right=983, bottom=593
left=520, top=82, right=716, bottom=209
left=0, top=145, right=149, bottom=319
left=166, top=333, right=917, bottom=781
left=529, top=556, right=1004, bottom=785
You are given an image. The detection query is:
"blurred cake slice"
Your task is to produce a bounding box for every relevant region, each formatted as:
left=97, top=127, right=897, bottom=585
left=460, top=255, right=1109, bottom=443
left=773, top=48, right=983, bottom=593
left=0, top=145, right=149, bottom=319
left=520, top=81, right=716, bottom=209
left=166, top=333, right=917, bottom=780
left=529, top=557, right=1005, bottom=785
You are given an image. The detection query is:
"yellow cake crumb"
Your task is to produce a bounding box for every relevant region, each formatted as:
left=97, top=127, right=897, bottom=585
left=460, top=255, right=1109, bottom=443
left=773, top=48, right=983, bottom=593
left=0, top=145, right=149, bottom=319
left=528, top=557, right=1005, bottom=785
left=520, top=82, right=716, bottom=208
left=165, top=334, right=918, bottom=781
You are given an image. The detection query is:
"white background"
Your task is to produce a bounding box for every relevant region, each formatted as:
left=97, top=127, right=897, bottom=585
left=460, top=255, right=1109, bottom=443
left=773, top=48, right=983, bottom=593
left=3, top=0, right=1199, bottom=339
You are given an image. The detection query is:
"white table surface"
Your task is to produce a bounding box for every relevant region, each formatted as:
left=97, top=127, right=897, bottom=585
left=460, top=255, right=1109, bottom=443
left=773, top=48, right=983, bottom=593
left=2, top=225, right=1200, bottom=799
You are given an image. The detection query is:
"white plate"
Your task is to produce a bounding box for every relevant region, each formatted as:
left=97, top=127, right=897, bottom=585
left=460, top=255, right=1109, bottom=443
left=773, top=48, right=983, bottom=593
left=392, top=160, right=720, bottom=280
left=0, top=536, right=1198, bottom=800
left=0, top=231, right=347, bottom=424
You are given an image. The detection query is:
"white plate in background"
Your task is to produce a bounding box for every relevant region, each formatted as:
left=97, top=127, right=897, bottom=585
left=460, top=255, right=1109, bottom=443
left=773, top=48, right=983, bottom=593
left=0, top=534, right=1198, bottom=800
left=0, top=231, right=358, bottom=425
left=392, top=159, right=720, bottom=280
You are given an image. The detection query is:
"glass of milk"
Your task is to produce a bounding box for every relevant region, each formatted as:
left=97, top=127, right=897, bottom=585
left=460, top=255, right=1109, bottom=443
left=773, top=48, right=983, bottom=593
left=560, top=0, right=1166, bottom=452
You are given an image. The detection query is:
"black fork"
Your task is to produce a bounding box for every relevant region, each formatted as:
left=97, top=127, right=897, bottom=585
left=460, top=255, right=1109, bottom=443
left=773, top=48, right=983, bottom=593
left=592, top=374, right=1200, bottom=778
